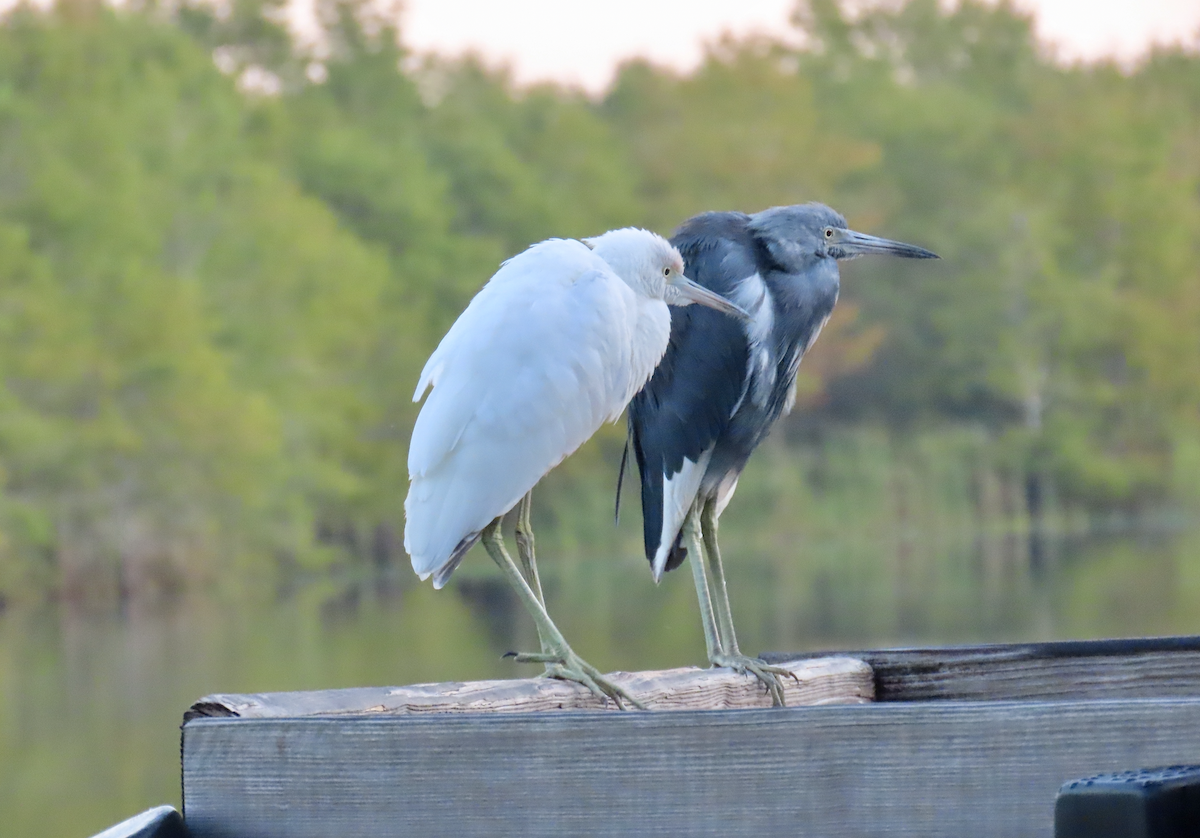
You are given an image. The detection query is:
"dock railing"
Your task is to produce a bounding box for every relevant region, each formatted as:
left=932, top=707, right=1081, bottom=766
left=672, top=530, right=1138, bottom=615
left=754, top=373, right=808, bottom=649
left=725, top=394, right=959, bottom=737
left=174, top=636, right=1200, bottom=837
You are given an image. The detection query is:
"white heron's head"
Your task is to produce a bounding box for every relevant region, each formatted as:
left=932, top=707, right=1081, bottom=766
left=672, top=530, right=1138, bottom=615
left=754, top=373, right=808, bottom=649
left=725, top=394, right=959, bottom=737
left=584, top=228, right=747, bottom=318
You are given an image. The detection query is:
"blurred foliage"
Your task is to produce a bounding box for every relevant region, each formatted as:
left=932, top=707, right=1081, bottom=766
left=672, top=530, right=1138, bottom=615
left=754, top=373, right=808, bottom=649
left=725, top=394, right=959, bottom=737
left=0, top=0, right=1197, bottom=603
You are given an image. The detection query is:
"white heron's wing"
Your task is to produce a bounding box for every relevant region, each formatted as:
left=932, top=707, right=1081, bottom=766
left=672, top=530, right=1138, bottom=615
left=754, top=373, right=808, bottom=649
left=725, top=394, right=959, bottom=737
left=407, top=239, right=621, bottom=478
left=411, top=239, right=576, bottom=404
left=405, top=240, right=647, bottom=583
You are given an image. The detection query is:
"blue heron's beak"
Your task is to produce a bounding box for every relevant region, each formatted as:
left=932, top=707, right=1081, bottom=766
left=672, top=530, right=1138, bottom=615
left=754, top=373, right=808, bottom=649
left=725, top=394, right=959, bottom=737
left=832, top=229, right=939, bottom=261
left=666, top=275, right=750, bottom=320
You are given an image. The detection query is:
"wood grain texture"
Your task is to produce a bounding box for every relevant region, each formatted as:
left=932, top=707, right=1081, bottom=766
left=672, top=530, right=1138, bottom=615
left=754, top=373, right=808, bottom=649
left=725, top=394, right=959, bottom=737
left=182, top=698, right=1200, bottom=838
left=762, top=637, right=1200, bottom=701
left=185, top=656, right=872, bottom=720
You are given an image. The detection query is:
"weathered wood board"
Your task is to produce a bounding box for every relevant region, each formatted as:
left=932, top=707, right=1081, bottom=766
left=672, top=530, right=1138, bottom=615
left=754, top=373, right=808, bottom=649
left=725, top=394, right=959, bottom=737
left=182, top=698, right=1200, bottom=838
left=186, top=656, right=872, bottom=719
left=763, top=636, right=1200, bottom=701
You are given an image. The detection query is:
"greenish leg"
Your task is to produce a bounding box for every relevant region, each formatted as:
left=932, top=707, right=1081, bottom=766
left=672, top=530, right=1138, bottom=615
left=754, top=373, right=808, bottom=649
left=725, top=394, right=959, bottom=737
left=700, top=497, right=740, bottom=655
left=697, top=498, right=796, bottom=707
left=513, top=491, right=545, bottom=609
left=481, top=519, right=645, bottom=710
left=682, top=505, right=723, bottom=663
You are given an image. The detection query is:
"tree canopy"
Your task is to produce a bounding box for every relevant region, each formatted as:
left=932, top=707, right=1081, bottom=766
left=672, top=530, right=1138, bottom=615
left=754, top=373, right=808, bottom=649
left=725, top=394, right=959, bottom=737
left=0, top=0, right=1197, bottom=602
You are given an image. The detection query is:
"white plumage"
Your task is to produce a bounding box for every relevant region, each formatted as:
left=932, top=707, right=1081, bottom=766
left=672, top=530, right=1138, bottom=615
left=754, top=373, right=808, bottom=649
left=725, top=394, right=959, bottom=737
left=405, top=229, right=742, bottom=589
left=652, top=450, right=713, bottom=580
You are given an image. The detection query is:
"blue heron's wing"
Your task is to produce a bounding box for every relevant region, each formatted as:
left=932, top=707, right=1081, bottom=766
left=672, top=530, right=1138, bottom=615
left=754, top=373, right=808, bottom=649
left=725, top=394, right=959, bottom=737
left=628, top=304, right=749, bottom=573
left=626, top=213, right=759, bottom=575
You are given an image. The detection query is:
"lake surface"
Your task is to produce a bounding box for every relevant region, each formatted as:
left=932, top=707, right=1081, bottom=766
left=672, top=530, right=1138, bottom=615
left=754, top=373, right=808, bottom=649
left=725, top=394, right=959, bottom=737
left=3, top=526, right=1200, bottom=837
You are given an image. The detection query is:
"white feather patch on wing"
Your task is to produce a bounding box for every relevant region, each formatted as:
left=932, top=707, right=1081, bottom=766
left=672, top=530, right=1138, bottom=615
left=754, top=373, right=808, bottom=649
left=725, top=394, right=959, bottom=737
left=782, top=311, right=832, bottom=417
left=713, top=473, right=740, bottom=518
left=651, top=448, right=713, bottom=580
left=807, top=311, right=833, bottom=354
left=727, top=272, right=776, bottom=410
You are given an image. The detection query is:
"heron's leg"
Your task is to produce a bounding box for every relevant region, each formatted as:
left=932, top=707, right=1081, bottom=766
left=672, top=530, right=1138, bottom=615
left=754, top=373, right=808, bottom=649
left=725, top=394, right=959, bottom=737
left=699, top=497, right=740, bottom=655
left=698, top=498, right=795, bottom=708
left=513, top=491, right=545, bottom=610
left=682, top=505, right=724, bottom=663
left=481, top=519, right=645, bottom=710
left=480, top=519, right=562, bottom=657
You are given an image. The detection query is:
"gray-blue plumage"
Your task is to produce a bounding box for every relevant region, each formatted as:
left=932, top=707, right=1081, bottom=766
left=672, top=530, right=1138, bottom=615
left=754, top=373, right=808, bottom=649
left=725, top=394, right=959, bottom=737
left=625, top=203, right=937, bottom=576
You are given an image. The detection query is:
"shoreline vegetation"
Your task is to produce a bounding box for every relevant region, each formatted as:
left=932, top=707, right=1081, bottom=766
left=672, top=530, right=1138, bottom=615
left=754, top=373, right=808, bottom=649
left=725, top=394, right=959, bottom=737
left=0, top=0, right=1198, bottom=606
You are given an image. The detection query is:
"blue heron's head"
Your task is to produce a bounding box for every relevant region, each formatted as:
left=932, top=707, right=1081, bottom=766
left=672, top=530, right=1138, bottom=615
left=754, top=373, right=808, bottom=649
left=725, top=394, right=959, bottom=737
left=748, top=203, right=938, bottom=270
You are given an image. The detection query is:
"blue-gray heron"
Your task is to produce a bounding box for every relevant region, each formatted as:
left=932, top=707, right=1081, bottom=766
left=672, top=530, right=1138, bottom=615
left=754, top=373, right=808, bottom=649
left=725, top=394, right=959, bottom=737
left=622, top=203, right=938, bottom=704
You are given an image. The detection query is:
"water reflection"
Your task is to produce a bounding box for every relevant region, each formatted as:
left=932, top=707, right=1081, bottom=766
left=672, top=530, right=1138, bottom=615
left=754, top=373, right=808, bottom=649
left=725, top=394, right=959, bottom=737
left=454, top=577, right=521, bottom=656
left=3, top=528, right=1200, bottom=837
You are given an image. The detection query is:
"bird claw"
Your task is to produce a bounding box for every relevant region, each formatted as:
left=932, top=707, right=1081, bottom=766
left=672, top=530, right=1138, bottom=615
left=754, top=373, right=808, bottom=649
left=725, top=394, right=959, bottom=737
left=711, top=652, right=797, bottom=707
left=503, top=651, right=559, bottom=664
left=505, top=648, right=647, bottom=710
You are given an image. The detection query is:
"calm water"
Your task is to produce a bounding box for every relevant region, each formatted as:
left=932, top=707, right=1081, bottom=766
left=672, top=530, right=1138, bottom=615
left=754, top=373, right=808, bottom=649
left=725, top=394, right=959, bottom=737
left=3, top=527, right=1200, bottom=837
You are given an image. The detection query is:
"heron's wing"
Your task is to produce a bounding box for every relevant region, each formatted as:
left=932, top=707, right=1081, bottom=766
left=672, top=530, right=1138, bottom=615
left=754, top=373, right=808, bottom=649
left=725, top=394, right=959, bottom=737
left=628, top=302, right=749, bottom=571
left=406, top=244, right=642, bottom=582
left=628, top=217, right=760, bottom=574
left=412, top=239, right=577, bottom=403
left=409, top=239, right=601, bottom=476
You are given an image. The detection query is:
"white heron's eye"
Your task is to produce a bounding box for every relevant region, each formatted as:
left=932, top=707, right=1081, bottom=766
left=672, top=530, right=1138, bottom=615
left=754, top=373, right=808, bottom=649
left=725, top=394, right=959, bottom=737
left=663, top=267, right=671, bottom=277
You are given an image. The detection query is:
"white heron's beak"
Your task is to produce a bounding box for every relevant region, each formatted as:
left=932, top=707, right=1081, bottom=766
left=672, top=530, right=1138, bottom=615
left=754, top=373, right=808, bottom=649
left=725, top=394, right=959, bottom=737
left=665, top=275, right=749, bottom=320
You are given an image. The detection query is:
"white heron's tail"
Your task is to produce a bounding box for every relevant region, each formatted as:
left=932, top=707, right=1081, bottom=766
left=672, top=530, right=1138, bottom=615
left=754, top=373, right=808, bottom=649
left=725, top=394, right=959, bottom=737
left=404, top=474, right=471, bottom=589
left=404, top=461, right=529, bottom=589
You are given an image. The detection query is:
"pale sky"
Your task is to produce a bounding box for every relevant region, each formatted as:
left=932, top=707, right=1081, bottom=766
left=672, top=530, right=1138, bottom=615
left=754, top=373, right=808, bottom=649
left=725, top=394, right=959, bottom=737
left=399, top=0, right=1200, bottom=92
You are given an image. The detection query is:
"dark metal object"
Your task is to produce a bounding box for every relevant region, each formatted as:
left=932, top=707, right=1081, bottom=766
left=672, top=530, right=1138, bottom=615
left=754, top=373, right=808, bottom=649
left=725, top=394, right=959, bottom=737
left=1056, top=766, right=1200, bottom=838
left=90, top=806, right=189, bottom=838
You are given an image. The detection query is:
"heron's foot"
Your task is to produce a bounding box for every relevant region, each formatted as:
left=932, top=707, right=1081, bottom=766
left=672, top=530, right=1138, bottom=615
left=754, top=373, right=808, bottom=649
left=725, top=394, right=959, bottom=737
left=710, top=652, right=798, bottom=707
left=505, top=649, right=647, bottom=711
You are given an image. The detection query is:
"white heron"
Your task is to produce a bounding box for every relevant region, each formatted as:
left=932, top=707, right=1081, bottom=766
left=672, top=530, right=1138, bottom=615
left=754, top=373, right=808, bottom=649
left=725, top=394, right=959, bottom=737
left=404, top=228, right=746, bottom=707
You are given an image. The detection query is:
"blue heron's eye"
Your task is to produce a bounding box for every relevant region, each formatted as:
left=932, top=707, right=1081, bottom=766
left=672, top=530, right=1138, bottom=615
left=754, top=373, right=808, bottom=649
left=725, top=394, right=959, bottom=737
left=824, top=228, right=834, bottom=239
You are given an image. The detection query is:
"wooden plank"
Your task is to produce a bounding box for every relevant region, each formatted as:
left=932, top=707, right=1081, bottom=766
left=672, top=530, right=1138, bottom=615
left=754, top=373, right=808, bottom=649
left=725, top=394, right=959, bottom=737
left=185, top=656, right=873, bottom=719
left=762, top=637, right=1200, bottom=701
left=182, top=698, right=1200, bottom=838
